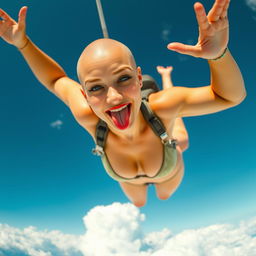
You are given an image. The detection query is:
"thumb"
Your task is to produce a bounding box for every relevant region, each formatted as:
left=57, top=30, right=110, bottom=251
left=167, top=42, right=201, bottom=57
left=18, top=6, right=27, bottom=30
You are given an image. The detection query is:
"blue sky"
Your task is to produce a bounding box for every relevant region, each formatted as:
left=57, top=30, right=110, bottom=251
left=0, top=0, right=256, bottom=254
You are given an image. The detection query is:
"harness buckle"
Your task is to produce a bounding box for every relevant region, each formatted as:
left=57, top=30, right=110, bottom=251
left=161, top=135, right=178, bottom=148
left=160, top=132, right=168, bottom=142
left=92, top=145, right=104, bottom=156
left=168, top=139, right=178, bottom=149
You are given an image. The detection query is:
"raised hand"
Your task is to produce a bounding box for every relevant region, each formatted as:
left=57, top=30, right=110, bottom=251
left=168, top=0, right=230, bottom=60
left=0, top=6, right=28, bottom=48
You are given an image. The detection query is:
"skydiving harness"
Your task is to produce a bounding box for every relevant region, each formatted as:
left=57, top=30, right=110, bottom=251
left=92, top=80, right=178, bottom=157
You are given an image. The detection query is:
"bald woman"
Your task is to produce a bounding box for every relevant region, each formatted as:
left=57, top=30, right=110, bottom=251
left=0, top=0, right=245, bottom=207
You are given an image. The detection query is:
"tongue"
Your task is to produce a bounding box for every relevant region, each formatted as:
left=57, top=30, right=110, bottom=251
left=110, top=106, right=130, bottom=129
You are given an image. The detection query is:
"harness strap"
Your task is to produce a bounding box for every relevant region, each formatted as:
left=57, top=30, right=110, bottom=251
left=92, top=119, right=108, bottom=156
left=140, top=99, right=168, bottom=142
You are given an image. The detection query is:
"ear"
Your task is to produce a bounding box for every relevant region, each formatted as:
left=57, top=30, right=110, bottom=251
left=136, top=66, right=143, bottom=88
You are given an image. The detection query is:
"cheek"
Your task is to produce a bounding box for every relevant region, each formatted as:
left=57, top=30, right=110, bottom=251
left=87, top=96, right=103, bottom=113
left=125, top=84, right=141, bottom=112
left=125, top=83, right=141, bottom=99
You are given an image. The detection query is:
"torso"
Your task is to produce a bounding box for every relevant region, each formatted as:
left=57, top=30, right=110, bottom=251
left=74, top=93, right=183, bottom=185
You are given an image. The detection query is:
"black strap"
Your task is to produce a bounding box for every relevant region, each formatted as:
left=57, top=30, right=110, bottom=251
left=140, top=99, right=167, bottom=140
left=141, top=75, right=159, bottom=100
left=96, top=119, right=108, bottom=148
left=92, top=119, right=108, bottom=156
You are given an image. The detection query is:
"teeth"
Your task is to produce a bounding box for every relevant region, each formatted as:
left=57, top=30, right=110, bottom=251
left=110, top=105, right=128, bottom=113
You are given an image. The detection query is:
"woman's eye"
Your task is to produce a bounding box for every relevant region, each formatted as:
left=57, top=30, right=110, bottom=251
left=89, top=85, right=103, bottom=92
left=119, top=75, right=131, bottom=82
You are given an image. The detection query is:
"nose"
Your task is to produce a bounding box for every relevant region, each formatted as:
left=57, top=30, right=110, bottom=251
left=106, top=86, right=123, bottom=105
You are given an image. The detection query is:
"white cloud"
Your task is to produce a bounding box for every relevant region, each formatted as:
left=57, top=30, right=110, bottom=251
left=0, top=202, right=256, bottom=256
left=0, top=224, right=82, bottom=256
left=246, top=0, right=256, bottom=11
left=80, top=203, right=145, bottom=256
left=50, top=120, right=63, bottom=130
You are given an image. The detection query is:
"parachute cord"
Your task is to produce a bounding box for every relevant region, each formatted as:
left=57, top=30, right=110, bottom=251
left=95, top=0, right=109, bottom=38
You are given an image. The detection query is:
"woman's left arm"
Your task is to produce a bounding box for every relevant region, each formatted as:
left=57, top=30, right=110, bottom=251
left=168, top=0, right=246, bottom=105
left=207, top=48, right=245, bottom=103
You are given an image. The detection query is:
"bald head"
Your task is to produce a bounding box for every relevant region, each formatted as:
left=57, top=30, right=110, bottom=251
left=77, top=38, right=137, bottom=84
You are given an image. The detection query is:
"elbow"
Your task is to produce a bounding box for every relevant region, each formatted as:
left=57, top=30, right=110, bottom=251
left=218, top=88, right=247, bottom=107
left=50, top=74, right=67, bottom=87
left=231, top=91, right=247, bottom=106
left=232, top=80, right=247, bottom=105
left=47, top=74, right=67, bottom=92
left=239, top=92, right=247, bottom=103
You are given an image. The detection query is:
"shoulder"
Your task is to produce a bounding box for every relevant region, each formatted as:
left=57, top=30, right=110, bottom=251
left=147, top=87, right=185, bottom=119
left=53, top=76, right=99, bottom=127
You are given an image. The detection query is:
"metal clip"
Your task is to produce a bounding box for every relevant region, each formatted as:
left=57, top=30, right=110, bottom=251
left=92, top=145, right=104, bottom=156
left=168, top=139, right=178, bottom=149
left=160, top=132, right=168, bottom=143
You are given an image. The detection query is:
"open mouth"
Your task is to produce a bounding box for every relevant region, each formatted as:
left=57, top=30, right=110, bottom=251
left=106, top=103, right=131, bottom=130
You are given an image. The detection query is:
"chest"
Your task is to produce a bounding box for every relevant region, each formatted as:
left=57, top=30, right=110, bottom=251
left=80, top=104, right=175, bottom=178
left=104, top=126, right=167, bottom=178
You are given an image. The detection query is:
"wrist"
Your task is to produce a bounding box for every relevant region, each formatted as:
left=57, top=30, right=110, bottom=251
left=208, top=47, right=228, bottom=61
left=16, top=36, right=30, bottom=50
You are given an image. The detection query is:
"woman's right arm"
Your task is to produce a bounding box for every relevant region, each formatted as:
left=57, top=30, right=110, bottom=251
left=0, top=7, right=85, bottom=109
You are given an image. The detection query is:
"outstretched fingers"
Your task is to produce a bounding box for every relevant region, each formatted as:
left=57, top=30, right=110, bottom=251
left=0, top=8, right=15, bottom=24
left=0, top=9, right=15, bottom=35
left=221, top=0, right=230, bottom=18
left=168, top=42, right=200, bottom=57
left=0, top=9, right=10, bottom=21
left=207, top=0, right=229, bottom=21
left=194, top=2, right=210, bottom=31
left=18, top=6, right=27, bottom=30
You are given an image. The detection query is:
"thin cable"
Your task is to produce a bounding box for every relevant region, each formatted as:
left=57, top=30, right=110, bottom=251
left=95, top=0, right=109, bottom=38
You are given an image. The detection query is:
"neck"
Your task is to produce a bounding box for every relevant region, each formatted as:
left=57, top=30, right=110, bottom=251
left=109, top=110, right=147, bottom=142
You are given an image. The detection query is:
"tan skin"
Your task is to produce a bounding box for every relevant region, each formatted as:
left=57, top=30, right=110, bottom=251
left=0, top=0, right=246, bottom=207
left=77, top=46, right=186, bottom=206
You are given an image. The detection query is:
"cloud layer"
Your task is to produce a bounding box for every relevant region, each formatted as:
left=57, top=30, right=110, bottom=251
left=0, top=224, right=82, bottom=256
left=1, top=202, right=256, bottom=256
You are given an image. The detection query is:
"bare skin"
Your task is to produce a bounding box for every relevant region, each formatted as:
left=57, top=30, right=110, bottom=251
left=157, top=66, right=189, bottom=152
left=0, top=0, right=246, bottom=207
left=118, top=67, right=189, bottom=207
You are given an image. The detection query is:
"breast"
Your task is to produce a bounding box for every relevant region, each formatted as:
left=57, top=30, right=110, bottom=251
left=104, top=127, right=165, bottom=179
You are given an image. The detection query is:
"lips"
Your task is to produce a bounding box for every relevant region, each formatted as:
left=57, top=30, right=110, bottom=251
left=107, top=103, right=130, bottom=112
left=106, top=103, right=131, bottom=129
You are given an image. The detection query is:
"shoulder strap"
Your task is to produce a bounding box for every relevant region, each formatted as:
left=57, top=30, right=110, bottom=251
left=141, top=75, right=159, bottom=101
left=140, top=77, right=177, bottom=147
left=140, top=99, right=169, bottom=142
left=92, top=119, right=108, bottom=156
left=140, top=76, right=169, bottom=142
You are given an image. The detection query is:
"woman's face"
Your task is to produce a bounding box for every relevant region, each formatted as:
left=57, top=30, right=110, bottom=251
left=80, top=53, right=143, bottom=132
